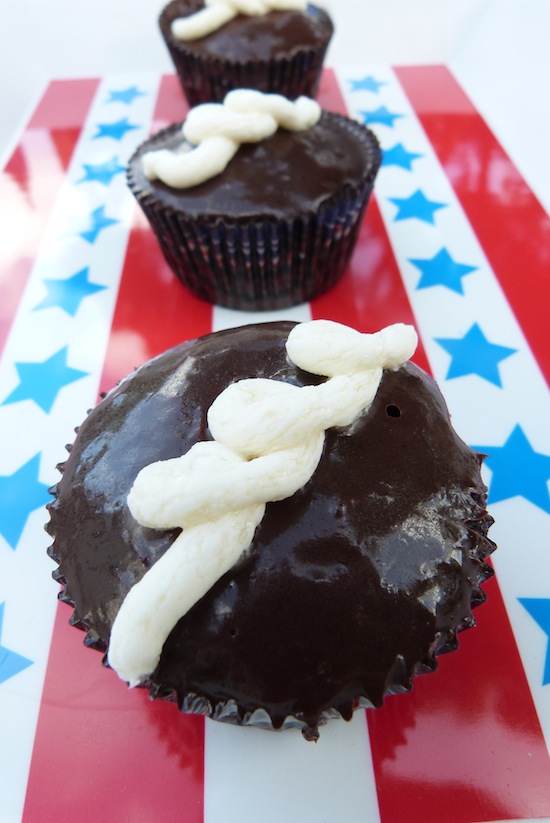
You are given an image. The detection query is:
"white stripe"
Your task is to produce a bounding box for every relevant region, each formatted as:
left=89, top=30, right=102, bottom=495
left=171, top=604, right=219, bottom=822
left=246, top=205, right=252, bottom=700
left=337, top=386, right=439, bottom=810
left=204, top=711, right=381, bottom=823
left=337, top=63, right=550, bottom=755
left=212, top=302, right=312, bottom=331
left=0, top=71, right=160, bottom=823
left=211, top=307, right=382, bottom=819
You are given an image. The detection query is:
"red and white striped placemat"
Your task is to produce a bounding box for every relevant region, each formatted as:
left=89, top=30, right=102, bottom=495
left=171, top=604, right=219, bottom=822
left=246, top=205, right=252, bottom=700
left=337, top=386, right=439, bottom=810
left=0, top=67, right=549, bottom=823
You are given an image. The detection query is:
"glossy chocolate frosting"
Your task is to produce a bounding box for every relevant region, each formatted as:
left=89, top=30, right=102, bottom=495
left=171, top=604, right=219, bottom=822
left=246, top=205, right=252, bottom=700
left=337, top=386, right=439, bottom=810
left=159, top=1, right=333, bottom=62
left=47, top=322, right=495, bottom=739
left=127, top=112, right=380, bottom=221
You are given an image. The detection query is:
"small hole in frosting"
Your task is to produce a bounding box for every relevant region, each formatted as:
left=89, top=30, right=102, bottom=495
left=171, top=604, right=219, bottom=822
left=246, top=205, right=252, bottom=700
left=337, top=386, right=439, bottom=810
left=386, top=404, right=401, bottom=418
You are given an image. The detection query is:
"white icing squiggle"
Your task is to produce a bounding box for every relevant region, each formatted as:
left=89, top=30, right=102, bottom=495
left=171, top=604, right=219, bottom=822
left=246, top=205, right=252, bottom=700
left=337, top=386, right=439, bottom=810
left=107, top=321, right=418, bottom=685
left=171, top=0, right=307, bottom=42
left=142, top=88, right=320, bottom=189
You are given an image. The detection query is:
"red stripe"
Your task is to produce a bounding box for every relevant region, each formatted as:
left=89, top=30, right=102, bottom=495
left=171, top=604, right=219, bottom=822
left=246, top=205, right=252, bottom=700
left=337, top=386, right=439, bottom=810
left=99, top=74, right=211, bottom=395
left=153, top=73, right=190, bottom=129
left=395, top=64, right=550, bottom=387
left=98, top=206, right=213, bottom=394
left=27, top=78, right=101, bottom=133
left=312, top=197, right=430, bottom=372
left=313, top=72, right=430, bottom=370
left=368, top=573, right=550, bottom=823
left=316, top=68, right=550, bottom=823
left=0, top=79, right=100, bottom=357
left=23, top=608, right=204, bottom=823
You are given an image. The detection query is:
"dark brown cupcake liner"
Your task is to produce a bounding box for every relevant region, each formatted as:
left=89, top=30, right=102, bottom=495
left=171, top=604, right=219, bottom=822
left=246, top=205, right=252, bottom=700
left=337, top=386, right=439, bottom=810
left=49, top=482, right=495, bottom=742
left=159, top=0, right=333, bottom=106
left=127, top=115, right=381, bottom=311
left=133, top=188, right=374, bottom=310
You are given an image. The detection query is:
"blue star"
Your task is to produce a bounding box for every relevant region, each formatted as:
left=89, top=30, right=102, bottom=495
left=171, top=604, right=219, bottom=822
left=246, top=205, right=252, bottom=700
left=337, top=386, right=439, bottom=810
left=106, top=86, right=146, bottom=105
left=0, top=455, right=51, bottom=548
left=435, top=323, right=517, bottom=386
left=33, top=267, right=107, bottom=317
left=71, top=205, right=119, bottom=243
left=1, top=346, right=89, bottom=414
left=518, top=598, right=550, bottom=685
left=409, top=247, right=477, bottom=294
left=77, top=156, right=126, bottom=186
left=0, top=603, right=33, bottom=683
left=472, top=425, right=550, bottom=513
left=358, top=105, right=404, bottom=128
left=382, top=143, right=423, bottom=171
left=389, top=189, right=448, bottom=224
left=349, top=75, right=387, bottom=93
left=93, top=117, right=139, bottom=141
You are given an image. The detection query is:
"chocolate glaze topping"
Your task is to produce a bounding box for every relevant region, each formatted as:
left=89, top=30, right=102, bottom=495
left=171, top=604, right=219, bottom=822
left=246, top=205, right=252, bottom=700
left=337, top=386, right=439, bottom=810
left=48, top=323, right=495, bottom=739
left=127, top=112, right=380, bottom=220
left=159, top=1, right=333, bottom=62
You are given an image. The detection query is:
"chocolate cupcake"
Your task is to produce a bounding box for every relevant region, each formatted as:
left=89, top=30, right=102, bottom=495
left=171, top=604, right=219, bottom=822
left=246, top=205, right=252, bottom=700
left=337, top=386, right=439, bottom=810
left=47, top=320, right=495, bottom=741
left=159, top=0, right=334, bottom=106
left=127, top=89, right=381, bottom=310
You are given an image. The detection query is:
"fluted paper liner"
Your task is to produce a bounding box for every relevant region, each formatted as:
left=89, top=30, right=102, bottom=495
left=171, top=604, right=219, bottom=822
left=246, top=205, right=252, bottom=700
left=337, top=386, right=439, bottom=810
left=127, top=114, right=382, bottom=311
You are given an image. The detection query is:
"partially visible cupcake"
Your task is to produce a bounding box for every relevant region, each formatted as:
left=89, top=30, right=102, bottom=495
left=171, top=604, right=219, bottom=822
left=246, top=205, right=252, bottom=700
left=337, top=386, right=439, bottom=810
left=159, top=0, right=334, bottom=106
left=127, top=89, right=381, bottom=310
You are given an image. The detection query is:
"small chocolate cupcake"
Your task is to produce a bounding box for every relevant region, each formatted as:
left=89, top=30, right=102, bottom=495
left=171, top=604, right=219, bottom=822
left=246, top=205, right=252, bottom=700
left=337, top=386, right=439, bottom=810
left=47, top=320, right=496, bottom=741
left=127, top=90, right=381, bottom=310
left=159, top=0, right=334, bottom=106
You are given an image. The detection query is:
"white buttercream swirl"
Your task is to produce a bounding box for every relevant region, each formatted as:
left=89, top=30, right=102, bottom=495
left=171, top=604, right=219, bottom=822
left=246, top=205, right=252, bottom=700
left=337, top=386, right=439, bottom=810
left=107, top=320, right=418, bottom=686
left=142, top=88, right=321, bottom=188
left=171, top=0, right=308, bottom=41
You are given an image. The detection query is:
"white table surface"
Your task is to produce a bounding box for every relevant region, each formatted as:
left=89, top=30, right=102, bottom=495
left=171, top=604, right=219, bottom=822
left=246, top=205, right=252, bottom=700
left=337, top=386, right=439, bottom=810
left=1, top=0, right=549, bottom=217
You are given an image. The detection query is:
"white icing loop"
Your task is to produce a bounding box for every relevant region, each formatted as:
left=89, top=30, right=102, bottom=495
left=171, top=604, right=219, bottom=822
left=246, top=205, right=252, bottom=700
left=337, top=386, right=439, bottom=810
left=171, top=0, right=307, bottom=42
left=224, top=88, right=321, bottom=132
left=286, top=319, right=419, bottom=376
left=141, top=88, right=321, bottom=189
left=107, top=321, right=418, bottom=685
left=142, top=136, right=238, bottom=190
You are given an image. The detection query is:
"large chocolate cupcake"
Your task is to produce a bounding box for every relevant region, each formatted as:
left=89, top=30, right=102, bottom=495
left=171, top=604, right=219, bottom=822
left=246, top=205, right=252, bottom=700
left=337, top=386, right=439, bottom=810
left=159, top=0, right=334, bottom=106
left=127, top=91, right=381, bottom=310
left=47, top=320, right=495, bottom=741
